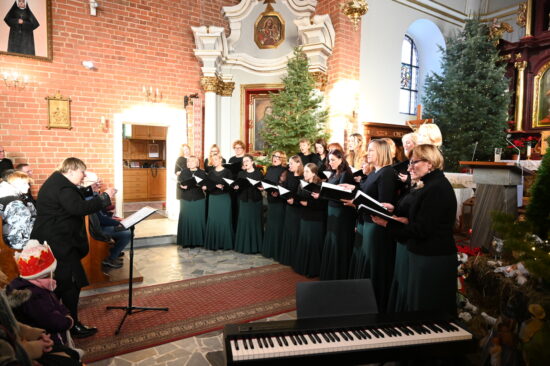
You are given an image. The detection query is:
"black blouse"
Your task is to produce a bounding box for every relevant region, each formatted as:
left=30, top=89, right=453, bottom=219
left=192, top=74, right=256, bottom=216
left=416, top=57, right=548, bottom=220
left=237, top=169, right=263, bottom=202
left=178, top=169, right=206, bottom=201
left=204, top=157, right=226, bottom=173
left=326, top=169, right=354, bottom=208
left=297, top=185, right=327, bottom=222
left=206, top=168, right=232, bottom=195
left=175, top=156, right=189, bottom=200
left=359, top=165, right=397, bottom=222
left=387, top=169, right=457, bottom=256
left=283, top=173, right=303, bottom=207
left=264, top=165, right=287, bottom=203
left=228, top=156, right=244, bottom=179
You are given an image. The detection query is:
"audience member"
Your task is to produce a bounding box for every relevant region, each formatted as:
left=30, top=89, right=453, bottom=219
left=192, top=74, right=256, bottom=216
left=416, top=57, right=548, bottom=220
left=0, top=146, right=14, bottom=179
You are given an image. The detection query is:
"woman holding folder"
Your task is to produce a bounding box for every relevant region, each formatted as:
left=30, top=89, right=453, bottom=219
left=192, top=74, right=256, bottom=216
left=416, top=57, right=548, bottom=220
left=372, top=144, right=457, bottom=315
left=277, top=155, right=303, bottom=265
left=319, top=149, right=356, bottom=280
left=204, top=154, right=234, bottom=250
left=293, top=163, right=327, bottom=277
left=347, top=139, right=397, bottom=312
left=177, top=156, right=207, bottom=247
left=234, top=155, right=264, bottom=254
left=261, top=151, right=288, bottom=259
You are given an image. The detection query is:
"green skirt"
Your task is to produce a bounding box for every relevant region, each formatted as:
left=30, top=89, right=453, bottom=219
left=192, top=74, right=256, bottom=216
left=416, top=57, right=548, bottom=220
left=234, top=200, right=263, bottom=254
left=352, top=221, right=395, bottom=312
left=292, top=219, right=325, bottom=277
left=407, top=251, right=457, bottom=315
left=387, top=242, right=409, bottom=313
left=347, top=221, right=364, bottom=278
left=278, top=205, right=301, bottom=265
left=319, top=205, right=356, bottom=280
left=261, top=201, right=285, bottom=259
left=204, top=194, right=234, bottom=250
left=177, top=199, right=205, bottom=247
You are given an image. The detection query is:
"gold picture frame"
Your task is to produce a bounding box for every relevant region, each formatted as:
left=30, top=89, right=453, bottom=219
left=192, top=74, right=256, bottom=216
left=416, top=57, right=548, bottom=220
left=0, top=0, right=53, bottom=61
left=46, top=91, right=71, bottom=130
left=531, top=60, right=550, bottom=128
left=254, top=9, right=285, bottom=49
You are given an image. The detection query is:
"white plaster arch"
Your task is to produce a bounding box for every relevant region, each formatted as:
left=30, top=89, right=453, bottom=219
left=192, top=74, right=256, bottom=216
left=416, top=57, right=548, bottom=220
left=112, top=104, right=187, bottom=220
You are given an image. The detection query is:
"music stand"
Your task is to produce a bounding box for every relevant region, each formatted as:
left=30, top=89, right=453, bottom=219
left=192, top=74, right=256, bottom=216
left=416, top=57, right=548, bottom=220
left=106, top=206, right=169, bottom=334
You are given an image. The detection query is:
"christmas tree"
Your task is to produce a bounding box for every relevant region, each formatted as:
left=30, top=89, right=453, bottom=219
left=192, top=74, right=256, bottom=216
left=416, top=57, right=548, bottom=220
left=261, top=47, right=329, bottom=157
left=423, top=18, right=510, bottom=171
left=526, top=136, right=550, bottom=240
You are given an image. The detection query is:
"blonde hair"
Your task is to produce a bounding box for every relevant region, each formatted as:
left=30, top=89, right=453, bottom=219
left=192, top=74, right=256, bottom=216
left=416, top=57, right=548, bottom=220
left=299, top=138, right=310, bottom=145
left=347, top=133, right=365, bottom=169
left=381, top=138, right=397, bottom=159
left=417, top=124, right=442, bottom=148
left=272, top=150, right=288, bottom=167
left=180, top=144, right=191, bottom=157
left=5, top=170, right=33, bottom=184
left=186, top=156, right=199, bottom=168
left=289, top=155, right=304, bottom=176
left=411, top=144, right=445, bottom=170
left=58, top=157, right=86, bottom=174
left=207, top=144, right=222, bottom=166
left=402, top=132, right=418, bottom=145
left=369, top=139, right=393, bottom=168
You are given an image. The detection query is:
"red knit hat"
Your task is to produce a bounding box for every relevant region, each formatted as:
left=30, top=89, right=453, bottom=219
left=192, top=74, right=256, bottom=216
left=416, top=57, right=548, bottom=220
left=15, top=240, right=57, bottom=280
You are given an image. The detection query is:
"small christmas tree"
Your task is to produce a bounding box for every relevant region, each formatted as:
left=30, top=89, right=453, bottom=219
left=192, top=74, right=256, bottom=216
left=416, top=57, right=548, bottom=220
left=526, top=137, right=550, bottom=240
left=423, top=18, right=510, bottom=171
left=261, top=47, right=329, bottom=157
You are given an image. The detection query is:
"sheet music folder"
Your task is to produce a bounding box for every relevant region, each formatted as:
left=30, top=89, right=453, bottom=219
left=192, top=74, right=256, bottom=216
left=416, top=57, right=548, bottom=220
left=358, top=204, right=402, bottom=223
left=120, top=206, right=158, bottom=229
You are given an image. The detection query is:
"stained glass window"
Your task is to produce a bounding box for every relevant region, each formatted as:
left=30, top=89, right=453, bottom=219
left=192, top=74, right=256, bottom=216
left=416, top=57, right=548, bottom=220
left=400, top=35, right=419, bottom=115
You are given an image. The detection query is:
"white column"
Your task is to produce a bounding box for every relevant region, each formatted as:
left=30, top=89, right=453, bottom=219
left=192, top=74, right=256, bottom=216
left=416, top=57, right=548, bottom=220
left=204, top=90, right=218, bottom=157
left=219, top=79, right=235, bottom=158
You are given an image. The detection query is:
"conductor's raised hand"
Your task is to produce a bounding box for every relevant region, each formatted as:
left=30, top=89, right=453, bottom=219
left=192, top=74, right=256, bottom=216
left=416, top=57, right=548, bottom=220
left=104, top=187, right=117, bottom=198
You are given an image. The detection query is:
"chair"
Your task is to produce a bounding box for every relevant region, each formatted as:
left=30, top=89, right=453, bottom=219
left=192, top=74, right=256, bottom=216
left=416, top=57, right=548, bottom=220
left=0, top=217, right=20, bottom=283
left=296, top=279, right=378, bottom=319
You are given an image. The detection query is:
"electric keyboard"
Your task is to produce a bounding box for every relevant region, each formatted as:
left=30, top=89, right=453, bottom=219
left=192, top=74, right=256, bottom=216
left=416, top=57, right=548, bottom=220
left=224, top=311, right=475, bottom=365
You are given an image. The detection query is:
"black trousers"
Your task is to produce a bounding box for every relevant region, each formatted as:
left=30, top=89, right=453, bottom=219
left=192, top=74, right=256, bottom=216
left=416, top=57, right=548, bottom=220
left=55, top=280, right=81, bottom=323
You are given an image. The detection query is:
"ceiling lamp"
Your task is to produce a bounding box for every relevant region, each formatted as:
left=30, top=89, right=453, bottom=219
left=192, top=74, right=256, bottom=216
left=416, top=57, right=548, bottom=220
left=340, top=0, right=368, bottom=30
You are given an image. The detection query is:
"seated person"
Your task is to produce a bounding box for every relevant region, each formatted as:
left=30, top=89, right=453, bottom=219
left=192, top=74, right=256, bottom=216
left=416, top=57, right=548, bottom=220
left=15, top=163, right=36, bottom=204
left=0, top=170, right=36, bottom=249
left=5, top=240, right=84, bottom=364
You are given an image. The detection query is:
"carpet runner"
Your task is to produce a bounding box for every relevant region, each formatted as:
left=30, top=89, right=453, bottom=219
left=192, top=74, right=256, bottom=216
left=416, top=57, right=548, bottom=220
left=75, top=264, right=313, bottom=362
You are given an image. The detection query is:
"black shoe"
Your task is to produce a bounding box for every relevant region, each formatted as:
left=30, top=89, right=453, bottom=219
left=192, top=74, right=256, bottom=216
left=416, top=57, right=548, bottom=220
left=102, top=257, right=123, bottom=269
left=71, top=322, right=98, bottom=338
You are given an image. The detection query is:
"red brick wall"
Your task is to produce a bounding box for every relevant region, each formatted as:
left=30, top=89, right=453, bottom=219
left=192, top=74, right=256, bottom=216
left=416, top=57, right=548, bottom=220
left=316, top=0, right=362, bottom=90
left=0, top=0, right=236, bottom=194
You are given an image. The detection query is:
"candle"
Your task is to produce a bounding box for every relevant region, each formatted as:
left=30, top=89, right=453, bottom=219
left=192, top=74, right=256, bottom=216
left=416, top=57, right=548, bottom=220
left=527, top=144, right=532, bottom=159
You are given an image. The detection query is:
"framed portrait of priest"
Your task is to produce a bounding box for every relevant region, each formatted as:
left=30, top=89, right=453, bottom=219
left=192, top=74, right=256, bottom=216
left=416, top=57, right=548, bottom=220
left=532, top=60, right=550, bottom=128
left=0, top=0, right=52, bottom=60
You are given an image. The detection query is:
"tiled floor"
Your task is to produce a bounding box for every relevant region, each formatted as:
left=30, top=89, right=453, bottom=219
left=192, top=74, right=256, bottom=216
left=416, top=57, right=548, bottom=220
left=85, top=244, right=291, bottom=365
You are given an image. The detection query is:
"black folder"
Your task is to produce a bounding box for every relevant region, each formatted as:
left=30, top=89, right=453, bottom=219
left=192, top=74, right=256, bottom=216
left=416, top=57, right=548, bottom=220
left=223, top=162, right=242, bottom=176
left=322, top=171, right=333, bottom=179
left=358, top=204, right=403, bottom=223
left=178, top=177, right=198, bottom=189
left=319, top=182, right=355, bottom=201
left=278, top=185, right=295, bottom=199
left=300, top=180, right=321, bottom=194
left=351, top=167, right=366, bottom=178
left=353, top=190, right=391, bottom=216
left=261, top=180, right=279, bottom=193
left=201, top=177, right=225, bottom=192
left=246, top=177, right=262, bottom=188
left=224, top=177, right=251, bottom=190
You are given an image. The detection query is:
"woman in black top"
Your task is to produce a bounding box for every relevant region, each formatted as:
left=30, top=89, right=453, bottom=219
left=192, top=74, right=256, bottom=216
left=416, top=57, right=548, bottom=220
left=234, top=155, right=264, bottom=254
left=203, top=144, right=226, bottom=173
left=319, top=149, right=356, bottom=280
left=293, top=163, right=327, bottom=277
left=372, top=144, right=457, bottom=315
left=176, top=156, right=207, bottom=248
left=175, top=144, right=191, bottom=200
left=277, top=155, right=303, bottom=265
left=346, top=139, right=397, bottom=312
left=261, top=150, right=288, bottom=259
left=314, top=138, right=328, bottom=173
left=204, top=154, right=234, bottom=250
left=297, top=139, right=321, bottom=166
left=228, top=140, right=246, bottom=231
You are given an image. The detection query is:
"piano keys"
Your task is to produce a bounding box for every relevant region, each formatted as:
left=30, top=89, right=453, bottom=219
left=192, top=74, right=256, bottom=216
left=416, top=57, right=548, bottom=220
left=224, top=311, right=475, bottom=365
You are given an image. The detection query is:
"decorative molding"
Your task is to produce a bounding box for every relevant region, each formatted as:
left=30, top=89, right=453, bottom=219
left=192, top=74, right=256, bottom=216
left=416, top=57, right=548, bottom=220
left=219, top=81, right=235, bottom=96
left=516, top=2, right=527, bottom=28
left=201, top=76, right=219, bottom=93
left=514, top=61, right=527, bottom=131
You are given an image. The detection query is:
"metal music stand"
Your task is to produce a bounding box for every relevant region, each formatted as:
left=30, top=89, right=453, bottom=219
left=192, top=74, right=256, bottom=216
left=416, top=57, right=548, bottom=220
left=106, top=207, right=169, bottom=334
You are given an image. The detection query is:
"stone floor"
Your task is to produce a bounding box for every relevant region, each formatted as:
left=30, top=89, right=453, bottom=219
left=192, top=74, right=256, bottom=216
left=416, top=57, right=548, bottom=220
left=85, top=245, right=292, bottom=365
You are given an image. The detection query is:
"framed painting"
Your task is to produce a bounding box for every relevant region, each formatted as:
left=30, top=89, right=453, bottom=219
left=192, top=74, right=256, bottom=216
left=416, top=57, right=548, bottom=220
left=532, top=60, right=550, bottom=128
left=46, top=92, right=71, bottom=129
left=241, top=84, right=283, bottom=153
left=0, top=0, right=52, bottom=60
left=254, top=9, right=285, bottom=49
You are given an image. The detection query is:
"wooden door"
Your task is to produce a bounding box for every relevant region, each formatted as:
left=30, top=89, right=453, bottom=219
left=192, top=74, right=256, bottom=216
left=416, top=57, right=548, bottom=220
left=147, top=168, right=166, bottom=200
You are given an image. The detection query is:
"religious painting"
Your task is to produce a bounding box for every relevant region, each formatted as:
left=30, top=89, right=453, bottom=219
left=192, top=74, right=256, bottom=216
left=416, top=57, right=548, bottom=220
left=254, top=6, right=285, bottom=49
left=46, top=92, right=71, bottom=129
left=532, top=60, right=550, bottom=128
left=241, top=85, right=283, bottom=153
left=0, top=0, right=52, bottom=60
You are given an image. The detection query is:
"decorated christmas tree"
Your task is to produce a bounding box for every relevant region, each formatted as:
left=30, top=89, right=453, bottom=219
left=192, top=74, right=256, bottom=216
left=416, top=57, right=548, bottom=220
left=526, top=137, right=550, bottom=240
left=261, top=47, right=328, bottom=157
left=423, top=18, right=510, bottom=171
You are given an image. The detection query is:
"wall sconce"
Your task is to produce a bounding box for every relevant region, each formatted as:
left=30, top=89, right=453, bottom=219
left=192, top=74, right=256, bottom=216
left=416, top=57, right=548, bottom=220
left=100, top=116, right=108, bottom=131
left=89, top=0, right=99, bottom=16
left=2, top=71, right=29, bottom=88
left=82, top=60, right=96, bottom=70
left=340, top=0, right=369, bottom=30
left=184, top=93, right=199, bottom=108
left=143, top=86, right=162, bottom=102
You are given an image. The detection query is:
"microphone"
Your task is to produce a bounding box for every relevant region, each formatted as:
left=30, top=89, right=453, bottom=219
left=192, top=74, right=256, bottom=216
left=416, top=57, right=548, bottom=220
left=471, top=141, right=478, bottom=161
left=505, top=134, right=521, bottom=164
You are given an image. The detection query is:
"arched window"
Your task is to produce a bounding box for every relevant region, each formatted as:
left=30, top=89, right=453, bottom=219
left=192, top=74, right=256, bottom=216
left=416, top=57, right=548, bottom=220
left=400, top=35, right=419, bottom=115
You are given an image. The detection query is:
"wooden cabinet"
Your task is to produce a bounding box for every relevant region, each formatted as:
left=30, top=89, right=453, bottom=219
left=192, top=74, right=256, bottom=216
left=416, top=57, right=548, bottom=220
left=131, top=125, right=166, bottom=140
left=147, top=168, right=166, bottom=200
left=123, top=168, right=166, bottom=202
left=129, top=140, right=148, bottom=160
left=122, top=139, right=130, bottom=155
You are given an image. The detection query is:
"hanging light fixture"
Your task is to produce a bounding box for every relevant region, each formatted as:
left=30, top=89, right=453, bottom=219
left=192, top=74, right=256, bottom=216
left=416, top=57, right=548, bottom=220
left=340, top=0, right=369, bottom=30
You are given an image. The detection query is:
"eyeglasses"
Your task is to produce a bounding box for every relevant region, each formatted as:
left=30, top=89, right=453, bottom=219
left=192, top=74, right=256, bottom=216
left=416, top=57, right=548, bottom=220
left=408, top=159, right=427, bottom=167
left=272, top=155, right=282, bottom=159
left=234, top=146, right=244, bottom=150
